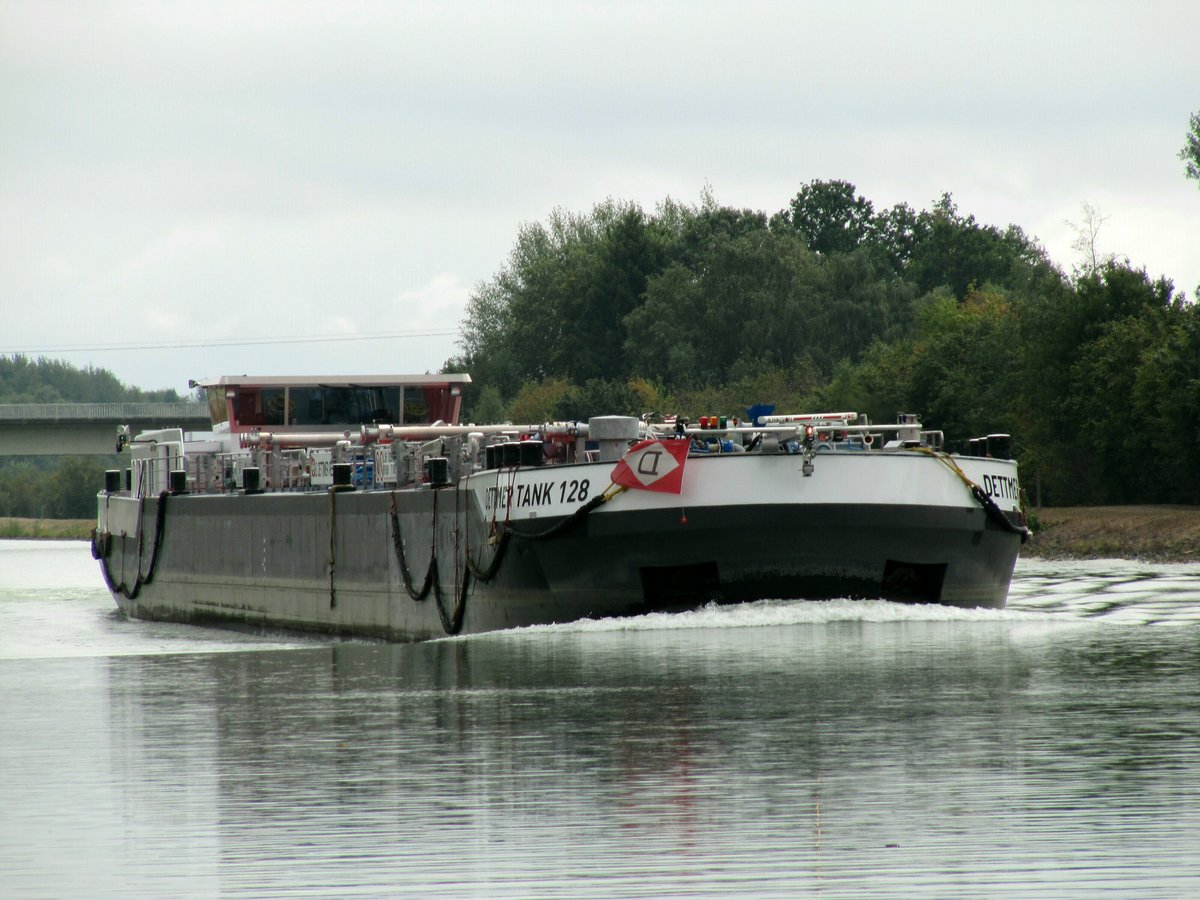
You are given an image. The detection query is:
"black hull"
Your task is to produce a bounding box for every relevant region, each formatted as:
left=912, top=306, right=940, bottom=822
left=95, top=485, right=1022, bottom=642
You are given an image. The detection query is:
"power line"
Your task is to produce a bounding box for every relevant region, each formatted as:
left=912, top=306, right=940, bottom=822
left=1, top=328, right=462, bottom=355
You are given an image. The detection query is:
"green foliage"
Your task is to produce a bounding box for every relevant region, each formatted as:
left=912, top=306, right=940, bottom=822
left=550, top=378, right=658, bottom=422
left=0, top=456, right=120, bottom=520
left=1063, top=282, right=1200, bottom=504
left=1182, top=111, right=1200, bottom=186
left=904, top=194, right=1057, bottom=298
left=508, top=378, right=573, bottom=423
left=45, top=457, right=109, bottom=518
left=464, top=385, right=508, bottom=425
left=777, top=179, right=877, bottom=256
left=0, top=355, right=182, bottom=403
left=818, top=340, right=916, bottom=426
left=813, top=249, right=915, bottom=364
left=450, top=181, right=1197, bottom=505
left=625, top=225, right=828, bottom=382
left=0, top=356, right=180, bottom=519
left=666, top=362, right=824, bottom=423
left=906, top=288, right=1022, bottom=447
left=0, top=461, right=44, bottom=518
left=1012, top=262, right=1183, bottom=504
left=451, top=199, right=675, bottom=400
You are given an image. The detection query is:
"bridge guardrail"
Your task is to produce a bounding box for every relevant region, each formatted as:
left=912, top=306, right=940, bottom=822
left=0, top=402, right=210, bottom=421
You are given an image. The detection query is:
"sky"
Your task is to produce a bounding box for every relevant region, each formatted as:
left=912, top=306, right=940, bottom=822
left=2, top=1, right=1198, bottom=395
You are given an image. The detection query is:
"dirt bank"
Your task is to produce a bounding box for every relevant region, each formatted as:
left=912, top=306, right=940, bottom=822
left=1024, top=505, right=1200, bottom=562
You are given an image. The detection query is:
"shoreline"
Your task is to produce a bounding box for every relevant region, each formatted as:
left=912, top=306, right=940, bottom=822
left=0, top=518, right=94, bottom=540
left=1023, top=505, right=1200, bottom=563
left=5, top=506, right=1200, bottom=562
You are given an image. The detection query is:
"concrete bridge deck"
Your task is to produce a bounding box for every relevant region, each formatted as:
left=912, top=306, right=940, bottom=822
left=0, top=402, right=210, bottom=456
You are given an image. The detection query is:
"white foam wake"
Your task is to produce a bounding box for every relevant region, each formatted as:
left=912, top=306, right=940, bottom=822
left=488, top=596, right=1067, bottom=639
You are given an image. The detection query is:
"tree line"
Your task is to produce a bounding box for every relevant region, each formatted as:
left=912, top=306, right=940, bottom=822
left=0, top=355, right=183, bottom=404
left=4, top=113, right=1199, bottom=518
left=448, top=181, right=1200, bottom=507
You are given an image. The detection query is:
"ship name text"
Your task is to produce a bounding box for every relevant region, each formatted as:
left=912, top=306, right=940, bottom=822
left=484, top=478, right=591, bottom=512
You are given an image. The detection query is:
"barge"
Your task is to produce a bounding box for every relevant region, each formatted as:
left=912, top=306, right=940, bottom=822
left=93, top=374, right=1028, bottom=640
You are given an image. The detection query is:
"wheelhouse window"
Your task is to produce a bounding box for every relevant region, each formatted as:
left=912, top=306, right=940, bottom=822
left=287, top=387, right=400, bottom=426
left=404, top=385, right=458, bottom=424
left=218, top=381, right=461, bottom=430
left=205, top=387, right=229, bottom=426
left=227, top=388, right=288, bottom=427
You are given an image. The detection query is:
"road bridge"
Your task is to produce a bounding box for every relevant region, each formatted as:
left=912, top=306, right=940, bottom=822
left=0, top=403, right=210, bottom=456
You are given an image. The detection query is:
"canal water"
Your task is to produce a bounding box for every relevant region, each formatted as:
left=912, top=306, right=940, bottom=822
left=1, top=540, right=1198, bottom=898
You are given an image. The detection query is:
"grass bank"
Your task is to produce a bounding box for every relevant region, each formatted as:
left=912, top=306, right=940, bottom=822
left=0, top=518, right=94, bottom=540
left=1025, top=505, right=1200, bottom=562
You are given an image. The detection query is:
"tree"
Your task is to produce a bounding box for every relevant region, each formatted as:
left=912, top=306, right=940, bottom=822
left=904, top=287, right=1022, bottom=447
left=1067, top=297, right=1200, bottom=504
left=452, top=199, right=675, bottom=400
left=818, top=341, right=917, bottom=426
left=905, top=194, right=1058, bottom=299
left=0, top=461, right=42, bottom=518
left=447, top=184, right=1200, bottom=507
left=550, top=378, right=658, bottom=421
left=0, top=355, right=183, bottom=403
left=464, top=385, right=507, bottom=425
left=1181, top=110, right=1200, bottom=186
left=666, top=361, right=823, bottom=422
left=777, top=180, right=875, bottom=256
left=567, top=206, right=671, bottom=384
left=46, top=457, right=108, bottom=518
left=808, top=249, right=915, bottom=365
left=624, top=226, right=824, bottom=384
left=1065, top=201, right=1115, bottom=278
left=870, top=201, right=927, bottom=273
left=508, top=378, right=572, bottom=423
left=1016, top=261, right=1180, bottom=504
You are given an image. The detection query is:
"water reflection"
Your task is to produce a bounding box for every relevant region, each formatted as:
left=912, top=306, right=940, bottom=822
left=78, top=620, right=1198, bottom=897
left=2, top=544, right=1199, bottom=897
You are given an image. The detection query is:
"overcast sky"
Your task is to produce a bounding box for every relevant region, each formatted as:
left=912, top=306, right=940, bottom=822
left=2, top=1, right=1198, bottom=394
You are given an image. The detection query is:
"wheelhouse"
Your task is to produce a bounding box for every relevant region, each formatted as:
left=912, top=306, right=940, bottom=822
left=193, top=374, right=471, bottom=435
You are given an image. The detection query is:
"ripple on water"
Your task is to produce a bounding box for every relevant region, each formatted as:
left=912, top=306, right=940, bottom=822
left=1008, top=558, right=1200, bottom=625
left=2, top=544, right=1200, bottom=897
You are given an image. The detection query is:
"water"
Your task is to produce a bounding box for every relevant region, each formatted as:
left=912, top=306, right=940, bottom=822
left=2, top=541, right=1199, bottom=898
